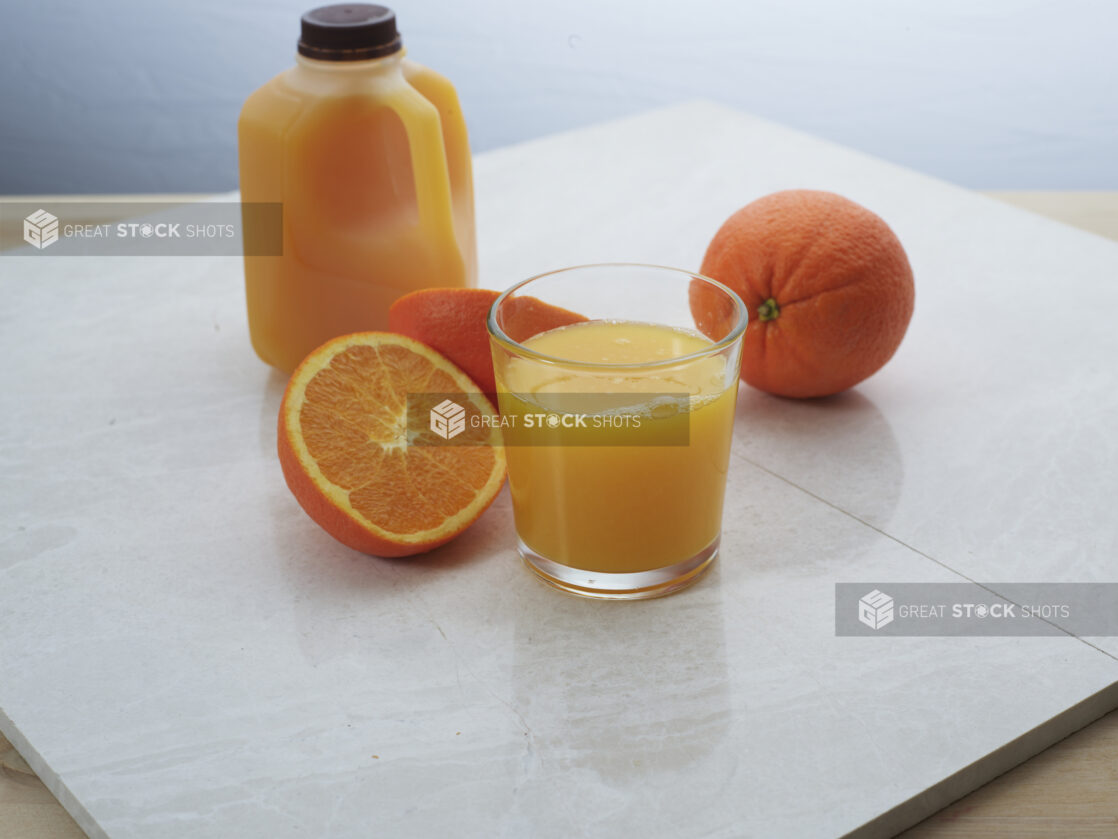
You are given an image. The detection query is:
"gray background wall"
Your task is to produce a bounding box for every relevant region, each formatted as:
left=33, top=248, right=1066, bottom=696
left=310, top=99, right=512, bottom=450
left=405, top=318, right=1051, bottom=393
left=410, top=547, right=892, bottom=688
left=1, top=0, right=1115, bottom=194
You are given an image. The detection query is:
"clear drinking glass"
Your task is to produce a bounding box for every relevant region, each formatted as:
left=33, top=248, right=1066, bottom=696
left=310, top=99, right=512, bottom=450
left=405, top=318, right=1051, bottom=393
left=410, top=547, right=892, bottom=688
left=487, top=263, right=747, bottom=599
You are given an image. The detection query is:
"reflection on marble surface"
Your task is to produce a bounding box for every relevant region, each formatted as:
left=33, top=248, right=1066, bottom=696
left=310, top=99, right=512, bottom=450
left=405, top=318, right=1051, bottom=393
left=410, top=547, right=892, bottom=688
left=509, top=562, right=730, bottom=778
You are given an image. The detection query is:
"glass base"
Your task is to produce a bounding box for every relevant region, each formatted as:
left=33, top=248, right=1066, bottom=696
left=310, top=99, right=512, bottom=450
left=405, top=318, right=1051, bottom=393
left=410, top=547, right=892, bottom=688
left=518, top=536, right=719, bottom=601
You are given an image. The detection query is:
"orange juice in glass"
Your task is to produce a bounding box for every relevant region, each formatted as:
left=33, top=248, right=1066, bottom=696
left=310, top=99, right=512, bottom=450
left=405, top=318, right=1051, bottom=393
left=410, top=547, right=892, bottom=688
left=487, top=264, right=746, bottom=599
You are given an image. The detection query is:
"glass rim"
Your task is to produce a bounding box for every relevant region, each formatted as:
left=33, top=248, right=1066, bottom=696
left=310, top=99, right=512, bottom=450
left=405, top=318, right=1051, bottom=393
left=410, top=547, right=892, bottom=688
left=485, top=262, right=748, bottom=371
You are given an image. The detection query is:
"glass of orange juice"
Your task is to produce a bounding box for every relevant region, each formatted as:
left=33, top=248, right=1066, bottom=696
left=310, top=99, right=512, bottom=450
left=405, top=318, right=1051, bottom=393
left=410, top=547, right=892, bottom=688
left=487, top=263, right=747, bottom=600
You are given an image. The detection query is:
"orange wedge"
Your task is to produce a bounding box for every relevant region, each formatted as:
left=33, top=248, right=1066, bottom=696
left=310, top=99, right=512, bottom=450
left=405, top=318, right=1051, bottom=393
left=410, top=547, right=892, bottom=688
left=278, top=332, right=506, bottom=557
left=388, top=288, right=587, bottom=399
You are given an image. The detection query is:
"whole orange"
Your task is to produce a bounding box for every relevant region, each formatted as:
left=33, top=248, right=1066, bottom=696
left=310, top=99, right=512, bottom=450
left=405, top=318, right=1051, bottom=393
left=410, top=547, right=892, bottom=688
left=693, top=190, right=915, bottom=398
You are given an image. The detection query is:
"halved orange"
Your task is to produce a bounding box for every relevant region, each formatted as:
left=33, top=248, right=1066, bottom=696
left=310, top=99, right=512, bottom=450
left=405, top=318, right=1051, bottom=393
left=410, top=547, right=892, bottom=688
left=278, top=332, right=506, bottom=557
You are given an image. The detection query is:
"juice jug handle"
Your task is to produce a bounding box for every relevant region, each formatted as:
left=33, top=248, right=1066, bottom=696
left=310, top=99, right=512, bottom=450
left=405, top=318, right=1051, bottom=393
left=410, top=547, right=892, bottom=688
left=389, top=87, right=455, bottom=242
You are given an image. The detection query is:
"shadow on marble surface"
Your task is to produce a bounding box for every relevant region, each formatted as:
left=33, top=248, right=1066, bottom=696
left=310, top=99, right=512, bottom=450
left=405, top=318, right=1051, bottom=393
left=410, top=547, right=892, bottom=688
left=256, top=367, right=287, bottom=456
left=271, top=496, right=517, bottom=669
left=0, top=524, right=77, bottom=573
left=733, top=386, right=905, bottom=532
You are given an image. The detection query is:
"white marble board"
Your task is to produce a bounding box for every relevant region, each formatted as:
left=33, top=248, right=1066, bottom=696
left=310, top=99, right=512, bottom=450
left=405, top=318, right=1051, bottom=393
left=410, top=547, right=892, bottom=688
left=2, top=102, right=1117, bottom=838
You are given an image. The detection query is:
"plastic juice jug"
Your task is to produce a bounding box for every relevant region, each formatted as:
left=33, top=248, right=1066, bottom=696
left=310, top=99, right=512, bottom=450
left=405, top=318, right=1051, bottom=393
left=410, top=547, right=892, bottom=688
left=238, top=4, right=477, bottom=373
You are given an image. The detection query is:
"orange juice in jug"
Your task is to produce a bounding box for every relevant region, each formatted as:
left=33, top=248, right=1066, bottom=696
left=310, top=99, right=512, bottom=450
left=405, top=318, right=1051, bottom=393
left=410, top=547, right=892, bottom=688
left=239, top=4, right=476, bottom=373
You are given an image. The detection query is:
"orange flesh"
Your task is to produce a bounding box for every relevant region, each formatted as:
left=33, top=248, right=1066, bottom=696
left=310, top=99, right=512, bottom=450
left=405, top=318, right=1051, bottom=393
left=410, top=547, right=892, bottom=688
left=278, top=334, right=505, bottom=556
left=298, top=344, right=498, bottom=534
